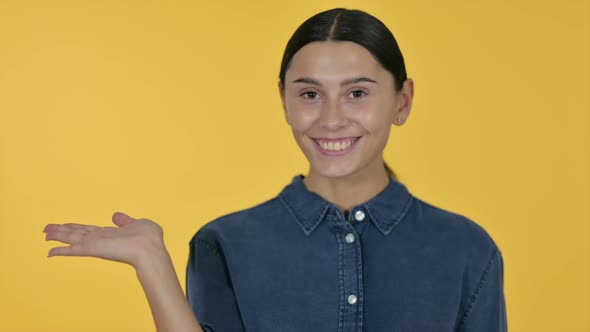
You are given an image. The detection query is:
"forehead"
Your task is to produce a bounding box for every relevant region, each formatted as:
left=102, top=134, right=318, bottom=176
left=285, top=41, right=388, bottom=82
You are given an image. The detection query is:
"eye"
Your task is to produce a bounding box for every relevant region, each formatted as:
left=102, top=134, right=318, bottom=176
left=350, top=90, right=368, bottom=98
left=300, top=90, right=319, bottom=99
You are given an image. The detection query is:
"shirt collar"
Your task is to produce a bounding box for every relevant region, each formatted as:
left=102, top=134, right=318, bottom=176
left=278, top=174, right=414, bottom=236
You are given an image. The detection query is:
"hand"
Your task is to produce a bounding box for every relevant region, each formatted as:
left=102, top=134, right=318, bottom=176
left=43, top=212, right=166, bottom=268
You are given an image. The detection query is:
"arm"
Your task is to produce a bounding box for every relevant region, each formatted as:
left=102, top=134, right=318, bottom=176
left=44, top=212, right=204, bottom=332
left=456, top=247, right=508, bottom=332
left=135, top=242, right=204, bottom=332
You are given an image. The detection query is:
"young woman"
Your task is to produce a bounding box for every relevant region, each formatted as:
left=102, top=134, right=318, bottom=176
left=43, top=8, right=507, bottom=332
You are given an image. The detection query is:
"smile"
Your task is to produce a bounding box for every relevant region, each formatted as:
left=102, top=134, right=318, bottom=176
left=312, top=136, right=361, bottom=156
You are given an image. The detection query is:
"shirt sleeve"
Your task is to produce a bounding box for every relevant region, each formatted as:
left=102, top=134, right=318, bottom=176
left=457, top=246, right=508, bottom=332
left=185, top=236, right=246, bottom=332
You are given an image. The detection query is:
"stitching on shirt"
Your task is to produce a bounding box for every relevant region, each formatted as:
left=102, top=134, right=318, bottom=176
left=366, top=194, right=414, bottom=235
left=394, top=194, right=414, bottom=225
left=278, top=194, right=310, bottom=234
left=355, top=226, right=365, bottom=332
left=456, top=246, right=498, bottom=331
left=191, top=238, right=247, bottom=331
left=278, top=193, right=330, bottom=235
left=330, top=219, right=345, bottom=332
left=193, top=237, right=222, bottom=257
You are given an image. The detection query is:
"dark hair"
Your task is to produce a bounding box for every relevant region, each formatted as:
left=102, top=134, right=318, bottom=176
left=278, top=8, right=406, bottom=181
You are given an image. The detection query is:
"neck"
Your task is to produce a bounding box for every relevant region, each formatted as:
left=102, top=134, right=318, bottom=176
left=303, top=160, right=390, bottom=216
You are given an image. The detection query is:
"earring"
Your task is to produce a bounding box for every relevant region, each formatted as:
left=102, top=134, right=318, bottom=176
left=396, top=116, right=403, bottom=124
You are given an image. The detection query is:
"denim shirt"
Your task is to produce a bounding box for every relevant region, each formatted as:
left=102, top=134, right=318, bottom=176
left=185, top=175, right=507, bottom=332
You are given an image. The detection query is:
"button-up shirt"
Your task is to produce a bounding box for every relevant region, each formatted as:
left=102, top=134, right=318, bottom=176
left=185, top=175, right=508, bottom=331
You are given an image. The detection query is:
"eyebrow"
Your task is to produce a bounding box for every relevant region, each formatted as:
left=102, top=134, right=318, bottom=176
left=291, top=76, right=378, bottom=86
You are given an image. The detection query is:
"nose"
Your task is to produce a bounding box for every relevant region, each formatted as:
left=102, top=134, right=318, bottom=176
left=319, top=98, right=348, bottom=130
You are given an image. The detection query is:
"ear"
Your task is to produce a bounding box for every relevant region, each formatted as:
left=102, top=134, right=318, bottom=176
left=392, top=78, right=415, bottom=126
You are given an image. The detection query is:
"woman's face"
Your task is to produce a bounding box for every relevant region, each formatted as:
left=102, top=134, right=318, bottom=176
left=280, top=41, right=413, bottom=179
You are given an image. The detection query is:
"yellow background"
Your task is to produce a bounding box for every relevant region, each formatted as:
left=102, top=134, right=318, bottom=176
left=1, top=0, right=588, bottom=331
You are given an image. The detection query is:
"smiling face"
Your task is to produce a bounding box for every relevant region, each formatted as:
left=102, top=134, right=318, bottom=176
left=280, top=41, right=413, bottom=180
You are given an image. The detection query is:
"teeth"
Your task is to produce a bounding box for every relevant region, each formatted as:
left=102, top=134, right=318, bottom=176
left=317, top=138, right=356, bottom=151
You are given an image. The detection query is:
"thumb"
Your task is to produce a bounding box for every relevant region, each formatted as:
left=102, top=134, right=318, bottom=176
left=112, top=211, right=135, bottom=228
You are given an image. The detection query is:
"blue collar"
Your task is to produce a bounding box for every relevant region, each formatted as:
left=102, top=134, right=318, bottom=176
left=278, top=175, right=414, bottom=236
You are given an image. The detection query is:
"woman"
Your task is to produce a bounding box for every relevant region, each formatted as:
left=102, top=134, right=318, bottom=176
left=43, top=8, right=507, bottom=332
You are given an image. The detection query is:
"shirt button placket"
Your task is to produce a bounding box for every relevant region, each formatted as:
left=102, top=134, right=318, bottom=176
left=340, top=225, right=363, bottom=332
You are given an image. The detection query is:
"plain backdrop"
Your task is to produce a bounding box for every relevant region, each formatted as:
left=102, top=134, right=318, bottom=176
left=0, top=0, right=588, bottom=331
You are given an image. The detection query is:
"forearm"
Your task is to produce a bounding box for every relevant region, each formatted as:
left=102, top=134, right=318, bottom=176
left=136, top=248, right=203, bottom=332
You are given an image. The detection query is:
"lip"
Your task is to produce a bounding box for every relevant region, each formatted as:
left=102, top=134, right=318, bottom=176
left=311, top=136, right=361, bottom=157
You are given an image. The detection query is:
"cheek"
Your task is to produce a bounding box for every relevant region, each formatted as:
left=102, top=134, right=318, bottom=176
left=286, top=106, right=319, bottom=131
left=351, top=104, right=391, bottom=133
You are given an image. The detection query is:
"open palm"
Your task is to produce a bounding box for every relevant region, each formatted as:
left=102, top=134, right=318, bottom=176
left=43, top=212, right=165, bottom=267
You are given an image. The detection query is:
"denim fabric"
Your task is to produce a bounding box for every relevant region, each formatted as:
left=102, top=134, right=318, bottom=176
left=186, top=175, right=507, bottom=332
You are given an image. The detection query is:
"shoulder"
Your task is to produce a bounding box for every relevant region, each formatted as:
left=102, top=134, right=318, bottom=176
left=409, top=196, right=502, bottom=261
left=189, top=195, right=282, bottom=247
left=409, top=196, right=505, bottom=301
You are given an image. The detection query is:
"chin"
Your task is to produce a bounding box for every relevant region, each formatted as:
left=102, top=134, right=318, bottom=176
left=309, top=161, right=359, bottom=179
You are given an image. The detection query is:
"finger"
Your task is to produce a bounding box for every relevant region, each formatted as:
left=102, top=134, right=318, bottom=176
left=44, top=223, right=96, bottom=233
left=45, top=229, right=87, bottom=245
left=62, top=223, right=101, bottom=232
left=44, top=225, right=90, bottom=235
left=48, top=244, right=88, bottom=257
left=43, top=224, right=62, bottom=233
left=112, top=212, right=135, bottom=228
left=44, top=225, right=89, bottom=236
left=54, top=224, right=90, bottom=234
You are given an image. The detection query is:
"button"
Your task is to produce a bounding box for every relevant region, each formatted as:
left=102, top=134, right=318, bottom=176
left=345, top=233, right=355, bottom=243
left=354, top=210, right=366, bottom=221
left=348, top=294, right=358, bottom=305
